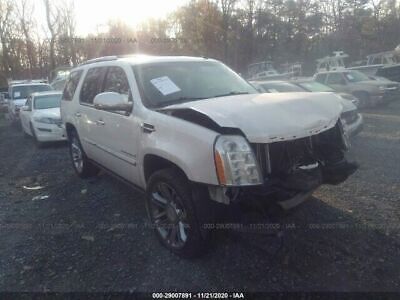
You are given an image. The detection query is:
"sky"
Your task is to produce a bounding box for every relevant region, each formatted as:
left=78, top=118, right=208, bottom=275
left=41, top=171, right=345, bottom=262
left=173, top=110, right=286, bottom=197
left=36, top=0, right=188, bottom=36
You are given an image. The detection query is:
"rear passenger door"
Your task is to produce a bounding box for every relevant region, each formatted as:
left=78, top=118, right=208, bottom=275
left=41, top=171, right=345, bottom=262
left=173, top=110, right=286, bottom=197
left=76, top=67, right=108, bottom=162
left=91, top=66, right=140, bottom=184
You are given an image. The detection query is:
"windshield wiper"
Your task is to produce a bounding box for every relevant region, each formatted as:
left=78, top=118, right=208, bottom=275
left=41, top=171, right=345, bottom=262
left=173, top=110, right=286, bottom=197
left=211, top=91, right=250, bottom=98
left=157, top=96, right=207, bottom=108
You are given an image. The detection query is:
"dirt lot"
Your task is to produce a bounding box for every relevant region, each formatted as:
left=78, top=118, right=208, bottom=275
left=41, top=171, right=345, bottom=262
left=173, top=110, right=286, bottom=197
left=0, top=101, right=399, bottom=293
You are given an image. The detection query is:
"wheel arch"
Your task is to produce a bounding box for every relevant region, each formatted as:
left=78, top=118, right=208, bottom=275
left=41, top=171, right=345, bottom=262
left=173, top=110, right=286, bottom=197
left=143, top=154, right=189, bottom=184
left=65, top=122, right=76, bottom=139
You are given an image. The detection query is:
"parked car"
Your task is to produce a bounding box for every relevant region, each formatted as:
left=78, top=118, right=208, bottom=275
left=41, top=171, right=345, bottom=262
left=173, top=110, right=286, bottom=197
left=20, top=91, right=66, bottom=146
left=7, top=82, right=53, bottom=124
left=61, top=55, right=357, bottom=257
left=0, top=92, right=9, bottom=113
left=250, top=80, right=363, bottom=137
left=290, top=79, right=360, bottom=107
left=314, top=70, right=400, bottom=107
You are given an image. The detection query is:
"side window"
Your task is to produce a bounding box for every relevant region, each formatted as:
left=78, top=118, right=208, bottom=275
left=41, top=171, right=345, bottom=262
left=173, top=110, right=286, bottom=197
left=79, top=67, right=107, bottom=104
left=103, top=67, right=131, bottom=102
left=372, top=57, right=381, bottom=65
left=326, top=73, right=344, bottom=85
left=62, top=70, right=83, bottom=101
left=315, top=73, right=327, bottom=83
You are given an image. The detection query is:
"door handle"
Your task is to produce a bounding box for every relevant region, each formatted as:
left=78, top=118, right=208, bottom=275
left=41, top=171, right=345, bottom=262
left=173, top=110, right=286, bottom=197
left=141, top=123, right=155, bottom=133
left=96, top=120, right=105, bottom=126
left=75, top=112, right=81, bottom=117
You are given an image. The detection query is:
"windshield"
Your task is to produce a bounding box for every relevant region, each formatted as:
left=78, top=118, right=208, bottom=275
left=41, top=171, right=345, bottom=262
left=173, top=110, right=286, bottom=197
left=259, top=82, right=305, bottom=93
left=34, top=94, right=62, bottom=109
left=297, top=81, right=335, bottom=92
left=343, top=71, right=369, bottom=82
left=12, top=85, right=52, bottom=100
left=132, top=61, right=257, bottom=108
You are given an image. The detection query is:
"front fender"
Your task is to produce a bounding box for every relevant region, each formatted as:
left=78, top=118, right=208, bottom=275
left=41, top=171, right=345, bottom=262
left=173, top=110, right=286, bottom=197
left=139, top=111, right=220, bottom=187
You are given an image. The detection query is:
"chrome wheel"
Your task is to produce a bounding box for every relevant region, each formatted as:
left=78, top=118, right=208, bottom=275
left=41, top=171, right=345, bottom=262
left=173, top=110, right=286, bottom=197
left=150, top=182, right=188, bottom=248
left=71, top=137, right=83, bottom=173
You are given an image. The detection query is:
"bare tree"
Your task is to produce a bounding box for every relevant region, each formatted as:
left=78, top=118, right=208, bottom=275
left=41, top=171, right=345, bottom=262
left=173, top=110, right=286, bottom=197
left=16, top=0, right=36, bottom=78
left=43, top=0, right=61, bottom=71
left=220, top=0, right=237, bottom=60
left=58, top=0, right=78, bottom=66
left=0, top=0, right=15, bottom=78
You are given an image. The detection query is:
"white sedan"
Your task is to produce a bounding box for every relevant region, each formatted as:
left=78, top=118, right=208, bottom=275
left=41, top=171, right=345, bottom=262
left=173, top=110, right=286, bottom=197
left=20, top=91, right=67, bottom=146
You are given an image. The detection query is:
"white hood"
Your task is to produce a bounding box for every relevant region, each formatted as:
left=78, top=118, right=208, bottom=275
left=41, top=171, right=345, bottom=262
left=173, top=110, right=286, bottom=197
left=33, top=107, right=61, bottom=119
left=165, top=92, right=342, bottom=143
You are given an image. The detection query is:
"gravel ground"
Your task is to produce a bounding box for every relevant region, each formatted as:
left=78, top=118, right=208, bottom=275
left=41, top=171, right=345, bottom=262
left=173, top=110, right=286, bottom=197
left=0, top=101, right=399, bottom=293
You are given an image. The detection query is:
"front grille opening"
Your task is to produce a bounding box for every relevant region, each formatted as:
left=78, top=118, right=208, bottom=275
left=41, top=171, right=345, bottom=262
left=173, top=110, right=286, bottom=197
left=252, top=123, right=345, bottom=178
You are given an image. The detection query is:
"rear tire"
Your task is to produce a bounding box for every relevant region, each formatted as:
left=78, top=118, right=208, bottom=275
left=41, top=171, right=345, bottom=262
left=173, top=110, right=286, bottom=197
left=145, top=168, right=211, bottom=258
left=68, top=129, right=99, bottom=178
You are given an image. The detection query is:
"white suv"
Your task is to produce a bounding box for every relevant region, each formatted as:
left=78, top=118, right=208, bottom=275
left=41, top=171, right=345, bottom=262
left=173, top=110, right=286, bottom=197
left=61, top=55, right=357, bottom=257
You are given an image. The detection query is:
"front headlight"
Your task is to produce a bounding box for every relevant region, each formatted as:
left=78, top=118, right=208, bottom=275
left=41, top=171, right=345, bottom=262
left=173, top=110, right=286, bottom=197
left=214, top=135, right=262, bottom=186
left=34, top=117, right=57, bottom=124
left=378, top=85, right=386, bottom=92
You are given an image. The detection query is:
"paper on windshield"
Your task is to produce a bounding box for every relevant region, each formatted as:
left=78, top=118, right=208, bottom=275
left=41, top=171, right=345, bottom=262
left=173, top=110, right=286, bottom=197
left=346, top=74, right=354, bottom=80
left=150, top=76, right=181, bottom=96
left=14, top=92, right=21, bottom=98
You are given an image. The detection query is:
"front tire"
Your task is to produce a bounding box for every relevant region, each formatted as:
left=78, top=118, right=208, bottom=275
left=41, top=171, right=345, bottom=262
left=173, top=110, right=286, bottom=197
left=68, top=130, right=99, bottom=178
left=146, top=168, right=210, bottom=258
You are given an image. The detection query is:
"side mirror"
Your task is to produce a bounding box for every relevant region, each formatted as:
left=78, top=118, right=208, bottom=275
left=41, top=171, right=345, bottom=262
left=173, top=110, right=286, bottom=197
left=93, top=92, right=133, bottom=115
left=21, top=105, right=31, bottom=111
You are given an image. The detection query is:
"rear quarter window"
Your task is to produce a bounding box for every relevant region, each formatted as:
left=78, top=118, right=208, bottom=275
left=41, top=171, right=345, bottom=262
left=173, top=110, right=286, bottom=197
left=62, top=70, right=83, bottom=101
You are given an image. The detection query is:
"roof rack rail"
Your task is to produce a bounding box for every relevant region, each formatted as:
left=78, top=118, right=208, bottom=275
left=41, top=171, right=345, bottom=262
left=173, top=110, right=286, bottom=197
left=79, top=56, right=118, bottom=66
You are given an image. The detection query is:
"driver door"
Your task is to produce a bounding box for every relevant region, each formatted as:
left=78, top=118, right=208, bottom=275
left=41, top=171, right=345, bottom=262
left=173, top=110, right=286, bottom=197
left=91, top=66, right=141, bottom=184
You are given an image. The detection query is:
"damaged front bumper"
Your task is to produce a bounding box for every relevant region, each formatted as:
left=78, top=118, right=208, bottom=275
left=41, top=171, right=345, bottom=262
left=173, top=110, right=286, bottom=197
left=208, top=121, right=358, bottom=210
left=209, top=159, right=358, bottom=210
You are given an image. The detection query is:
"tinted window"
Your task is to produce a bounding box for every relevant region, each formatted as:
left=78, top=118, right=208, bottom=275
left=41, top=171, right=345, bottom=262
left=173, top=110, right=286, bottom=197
left=326, top=73, right=344, bottom=85
left=103, top=67, right=131, bottom=101
left=315, top=74, right=327, bottom=83
left=80, top=67, right=107, bottom=104
left=34, top=94, right=62, bottom=109
left=62, top=71, right=83, bottom=101
left=11, top=85, right=52, bottom=100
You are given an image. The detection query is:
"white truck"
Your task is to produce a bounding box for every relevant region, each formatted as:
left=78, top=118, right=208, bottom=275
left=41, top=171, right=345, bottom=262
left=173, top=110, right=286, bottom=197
left=7, top=82, right=52, bottom=124
left=61, top=55, right=357, bottom=257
